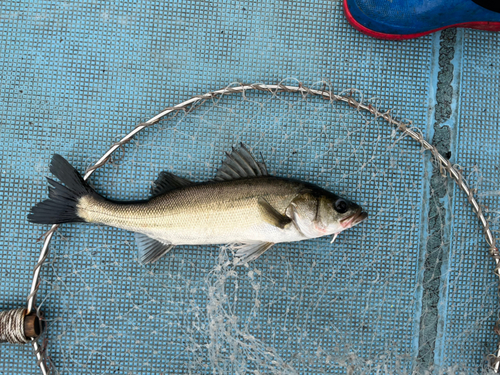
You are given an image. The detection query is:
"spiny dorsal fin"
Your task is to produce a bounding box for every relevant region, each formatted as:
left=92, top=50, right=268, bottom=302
left=233, top=242, right=274, bottom=264
left=151, top=171, right=192, bottom=197
left=258, top=197, right=292, bottom=229
left=214, top=143, right=268, bottom=181
left=136, top=233, right=174, bottom=264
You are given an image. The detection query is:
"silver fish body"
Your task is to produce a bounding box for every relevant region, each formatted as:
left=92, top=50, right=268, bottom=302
left=29, top=145, right=368, bottom=263
left=80, top=177, right=329, bottom=244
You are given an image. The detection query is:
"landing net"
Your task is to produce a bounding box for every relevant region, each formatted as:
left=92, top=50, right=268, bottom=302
left=27, top=81, right=499, bottom=374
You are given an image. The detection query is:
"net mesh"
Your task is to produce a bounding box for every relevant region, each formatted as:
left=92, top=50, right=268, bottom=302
left=29, top=84, right=499, bottom=374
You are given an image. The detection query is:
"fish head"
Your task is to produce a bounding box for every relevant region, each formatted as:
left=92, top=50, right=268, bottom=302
left=286, top=188, right=368, bottom=239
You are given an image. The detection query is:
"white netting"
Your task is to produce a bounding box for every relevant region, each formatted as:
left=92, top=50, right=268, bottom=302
left=31, top=82, right=499, bottom=374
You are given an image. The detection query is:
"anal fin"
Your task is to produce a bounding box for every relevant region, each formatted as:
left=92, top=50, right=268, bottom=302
left=136, top=233, right=174, bottom=264
left=233, top=242, right=274, bottom=264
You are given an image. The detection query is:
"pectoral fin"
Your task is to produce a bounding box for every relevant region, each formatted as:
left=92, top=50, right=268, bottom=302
left=258, top=197, right=292, bottom=229
left=233, top=242, right=274, bottom=264
left=136, top=233, right=174, bottom=264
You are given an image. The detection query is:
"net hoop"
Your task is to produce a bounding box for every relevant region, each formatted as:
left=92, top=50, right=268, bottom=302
left=25, top=80, right=499, bottom=374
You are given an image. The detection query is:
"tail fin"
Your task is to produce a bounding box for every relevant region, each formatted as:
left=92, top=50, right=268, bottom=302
left=28, top=154, right=97, bottom=224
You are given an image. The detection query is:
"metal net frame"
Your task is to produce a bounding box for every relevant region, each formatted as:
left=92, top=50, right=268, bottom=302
left=15, top=81, right=499, bottom=374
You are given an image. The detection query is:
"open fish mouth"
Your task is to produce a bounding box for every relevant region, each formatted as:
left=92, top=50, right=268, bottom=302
left=340, top=210, right=368, bottom=228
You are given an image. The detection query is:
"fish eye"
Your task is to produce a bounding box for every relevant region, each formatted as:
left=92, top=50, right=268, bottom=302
left=334, top=199, right=348, bottom=213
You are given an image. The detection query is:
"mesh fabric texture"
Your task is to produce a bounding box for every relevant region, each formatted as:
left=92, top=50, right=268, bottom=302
left=0, top=1, right=499, bottom=374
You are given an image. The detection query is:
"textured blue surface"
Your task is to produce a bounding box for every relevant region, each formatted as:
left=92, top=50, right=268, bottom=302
left=0, top=1, right=499, bottom=374
left=442, top=29, right=500, bottom=369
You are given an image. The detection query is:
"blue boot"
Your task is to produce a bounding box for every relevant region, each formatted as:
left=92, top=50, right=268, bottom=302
left=343, top=0, right=500, bottom=39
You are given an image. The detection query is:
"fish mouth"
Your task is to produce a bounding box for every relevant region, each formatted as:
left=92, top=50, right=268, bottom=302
left=340, top=210, right=368, bottom=228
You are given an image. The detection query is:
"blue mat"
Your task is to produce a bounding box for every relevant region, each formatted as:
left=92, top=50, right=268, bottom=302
left=0, top=1, right=499, bottom=374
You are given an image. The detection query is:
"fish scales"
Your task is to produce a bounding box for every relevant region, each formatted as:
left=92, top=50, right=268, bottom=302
left=79, top=177, right=306, bottom=245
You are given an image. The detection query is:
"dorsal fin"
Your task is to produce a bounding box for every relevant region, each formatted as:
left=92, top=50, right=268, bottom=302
left=151, top=171, right=192, bottom=197
left=214, top=143, right=268, bottom=181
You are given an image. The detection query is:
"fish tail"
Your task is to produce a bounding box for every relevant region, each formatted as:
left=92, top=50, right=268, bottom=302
left=28, top=154, right=98, bottom=224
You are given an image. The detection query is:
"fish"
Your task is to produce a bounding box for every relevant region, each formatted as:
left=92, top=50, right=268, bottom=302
left=28, top=144, right=368, bottom=264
